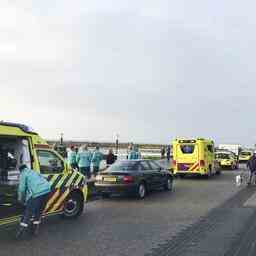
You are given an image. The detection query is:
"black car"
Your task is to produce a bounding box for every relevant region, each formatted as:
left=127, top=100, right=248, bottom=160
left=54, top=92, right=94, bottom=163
left=95, top=160, right=173, bottom=199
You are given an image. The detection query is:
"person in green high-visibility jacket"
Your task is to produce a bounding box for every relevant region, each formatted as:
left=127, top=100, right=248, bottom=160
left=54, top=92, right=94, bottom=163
left=128, top=145, right=141, bottom=160
left=68, top=145, right=77, bottom=169
left=91, top=146, right=103, bottom=176
left=76, top=144, right=92, bottom=179
left=16, top=164, right=51, bottom=238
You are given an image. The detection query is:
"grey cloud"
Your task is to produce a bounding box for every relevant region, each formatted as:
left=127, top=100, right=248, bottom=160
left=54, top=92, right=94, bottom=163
left=1, top=1, right=256, bottom=144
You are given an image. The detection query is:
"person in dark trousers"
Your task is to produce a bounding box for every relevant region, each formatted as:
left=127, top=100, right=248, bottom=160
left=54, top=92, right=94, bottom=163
left=247, top=151, right=256, bottom=185
left=91, top=146, right=103, bottom=176
left=76, top=145, right=92, bottom=179
left=16, top=164, right=51, bottom=238
left=67, top=145, right=77, bottom=169
left=106, top=149, right=116, bottom=168
left=161, top=147, right=166, bottom=159
left=166, top=146, right=171, bottom=162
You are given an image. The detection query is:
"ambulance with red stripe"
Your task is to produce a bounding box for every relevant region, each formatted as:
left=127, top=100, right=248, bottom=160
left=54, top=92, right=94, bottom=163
left=0, top=122, right=87, bottom=227
left=172, top=138, right=216, bottom=177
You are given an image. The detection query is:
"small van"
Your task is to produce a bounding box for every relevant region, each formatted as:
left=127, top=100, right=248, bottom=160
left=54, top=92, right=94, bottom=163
left=0, top=122, right=87, bottom=227
left=172, top=138, right=217, bottom=177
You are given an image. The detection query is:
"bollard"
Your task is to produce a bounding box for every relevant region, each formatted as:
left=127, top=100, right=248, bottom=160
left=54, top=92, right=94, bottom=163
left=235, top=175, right=242, bottom=186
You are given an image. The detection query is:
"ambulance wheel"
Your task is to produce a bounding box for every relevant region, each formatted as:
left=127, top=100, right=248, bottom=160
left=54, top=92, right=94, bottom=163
left=204, top=167, right=212, bottom=179
left=63, top=192, right=84, bottom=219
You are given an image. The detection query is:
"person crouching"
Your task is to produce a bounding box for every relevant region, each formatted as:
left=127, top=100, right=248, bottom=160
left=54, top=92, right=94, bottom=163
left=16, top=164, right=51, bottom=238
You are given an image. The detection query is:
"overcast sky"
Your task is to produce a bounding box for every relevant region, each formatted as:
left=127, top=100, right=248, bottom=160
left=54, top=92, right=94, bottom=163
left=1, top=1, right=256, bottom=145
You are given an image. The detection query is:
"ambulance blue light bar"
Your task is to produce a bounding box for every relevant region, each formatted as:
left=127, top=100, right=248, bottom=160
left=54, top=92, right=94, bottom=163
left=0, top=121, right=37, bottom=134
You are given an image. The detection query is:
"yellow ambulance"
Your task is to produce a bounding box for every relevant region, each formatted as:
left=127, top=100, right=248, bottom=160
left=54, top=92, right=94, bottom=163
left=239, top=150, right=253, bottom=162
left=172, top=138, right=217, bottom=177
left=0, top=122, right=87, bottom=228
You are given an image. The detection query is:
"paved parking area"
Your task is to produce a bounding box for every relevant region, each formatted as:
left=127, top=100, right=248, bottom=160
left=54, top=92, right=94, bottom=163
left=0, top=166, right=252, bottom=256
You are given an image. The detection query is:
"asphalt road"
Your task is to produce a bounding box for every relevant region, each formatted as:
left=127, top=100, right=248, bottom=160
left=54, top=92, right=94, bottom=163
left=0, top=163, right=254, bottom=256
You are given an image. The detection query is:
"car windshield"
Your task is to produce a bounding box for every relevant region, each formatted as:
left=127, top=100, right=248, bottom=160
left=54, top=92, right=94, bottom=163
left=107, top=161, right=139, bottom=172
left=215, top=153, right=230, bottom=159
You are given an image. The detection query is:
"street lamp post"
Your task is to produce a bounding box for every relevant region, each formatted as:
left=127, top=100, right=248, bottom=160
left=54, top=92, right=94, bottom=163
left=115, top=134, right=119, bottom=156
left=60, top=133, right=64, bottom=145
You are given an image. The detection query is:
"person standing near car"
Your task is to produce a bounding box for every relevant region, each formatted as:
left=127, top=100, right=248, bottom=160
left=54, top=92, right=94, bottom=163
left=106, top=149, right=116, bottom=167
left=166, top=145, right=171, bottom=162
left=134, top=145, right=142, bottom=159
left=161, top=147, right=166, bottom=159
left=247, top=151, right=256, bottom=185
left=16, top=164, right=51, bottom=238
left=128, top=146, right=137, bottom=160
left=76, top=145, right=92, bottom=179
left=67, top=145, right=77, bottom=169
left=91, top=146, right=103, bottom=176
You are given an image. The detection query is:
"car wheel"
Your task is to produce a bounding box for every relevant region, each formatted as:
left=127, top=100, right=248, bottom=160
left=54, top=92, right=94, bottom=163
left=164, top=177, right=173, bottom=191
left=63, top=192, right=84, bottom=219
left=137, top=183, right=146, bottom=199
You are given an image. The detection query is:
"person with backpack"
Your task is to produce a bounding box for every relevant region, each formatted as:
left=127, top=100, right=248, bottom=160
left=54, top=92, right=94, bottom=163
left=76, top=144, right=92, bottom=179
left=16, top=164, right=51, bottom=238
left=247, top=151, right=256, bottom=185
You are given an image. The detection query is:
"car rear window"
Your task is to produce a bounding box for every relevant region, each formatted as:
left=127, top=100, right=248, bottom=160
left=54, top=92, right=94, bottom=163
left=107, top=161, right=139, bottom=172
left=180, top=144, right=195, bottom=154
left=215, top=153, right=230, bottom=159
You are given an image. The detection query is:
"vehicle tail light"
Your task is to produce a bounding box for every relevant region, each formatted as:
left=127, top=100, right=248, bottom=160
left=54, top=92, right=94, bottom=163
left=199, top=160, right=205, bottom=167
left=123, top=176, right=134, bottom=183
left=172, top=160, right=177, bottom=166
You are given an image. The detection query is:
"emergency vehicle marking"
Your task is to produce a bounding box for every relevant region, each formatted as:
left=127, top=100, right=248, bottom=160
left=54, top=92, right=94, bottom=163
left=49, top=188, right=70, bottom=213
left=44, top=190, right=61, bottom=213
left=44, top=171, right=85, bottom=214
left=189, top=162, right=199, bottom=171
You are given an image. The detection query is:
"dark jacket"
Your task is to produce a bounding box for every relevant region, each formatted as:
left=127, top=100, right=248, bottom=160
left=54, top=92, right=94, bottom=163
left=247, top=155, right=256, bottom=172
left=106, top=153, right=116, bottom=165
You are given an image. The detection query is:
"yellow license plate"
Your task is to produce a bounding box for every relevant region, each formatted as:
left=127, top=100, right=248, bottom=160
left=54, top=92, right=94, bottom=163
left=104, top=177, right=117, bottom=182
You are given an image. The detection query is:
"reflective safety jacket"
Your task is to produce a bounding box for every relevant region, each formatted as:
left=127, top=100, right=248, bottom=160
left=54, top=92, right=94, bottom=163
left=76, top=150, right=92, bottom=168
left=68, top=151, right=77, bottom=165
left=18, top=168, right=51, bottom=203
left=91, top=150, right=103, bottom=167
left=128, top=150, right=138, bottom=160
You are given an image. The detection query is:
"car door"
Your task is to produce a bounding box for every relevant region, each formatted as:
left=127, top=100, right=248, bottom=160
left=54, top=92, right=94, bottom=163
left=0, top=146, right=24, bottom=222
left=148, top=161, right=166, bottom=187
left=0, top=180, right=23, bottom=222
left=37, top=149, right=75, bottom=213
left=139, top=161, right=156, bottom=190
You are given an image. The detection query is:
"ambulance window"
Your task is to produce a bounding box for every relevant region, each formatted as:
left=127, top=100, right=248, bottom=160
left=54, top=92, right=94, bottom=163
left=37, top=150, right=64, bottom=174
left=180, top=145, right=195, bottom=154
